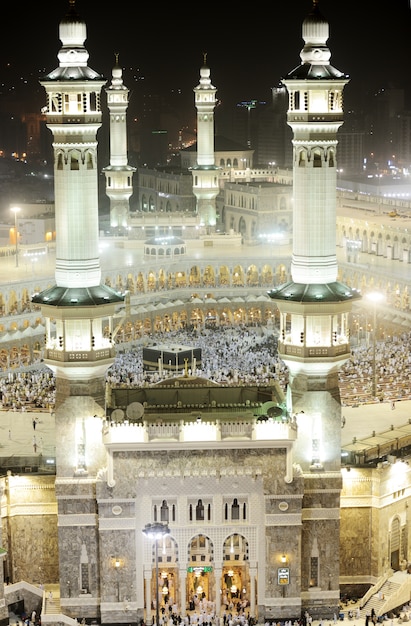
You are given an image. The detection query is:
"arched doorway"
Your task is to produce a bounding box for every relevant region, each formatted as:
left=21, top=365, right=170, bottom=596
left=187, top=534, right=214, bottom=610
left=221, top=533, right=251, bottom=614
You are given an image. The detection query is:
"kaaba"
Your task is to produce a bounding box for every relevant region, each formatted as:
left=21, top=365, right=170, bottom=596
left=143, top=344, right=202, bottom=372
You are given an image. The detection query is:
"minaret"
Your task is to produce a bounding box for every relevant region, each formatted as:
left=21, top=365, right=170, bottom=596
left=103, top=54, right=136, bottom=229
left=268, top=0, right=360, bottom=616
left=31, top=4, right=124, bottom=617
left=33, top=0, right=124, bottom=409
left=191, top=54, right=220, bottom=231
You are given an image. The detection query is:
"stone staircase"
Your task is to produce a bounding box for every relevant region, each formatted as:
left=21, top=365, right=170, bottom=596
left=44, top=596, right=61, bottom=615
left=358, top=571, right=411, bottom=618
left=43, top=585, right=61, bottom=615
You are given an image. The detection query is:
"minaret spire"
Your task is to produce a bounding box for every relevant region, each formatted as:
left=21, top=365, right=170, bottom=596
left=33, top=2, right=123, bottom=406
left=32, top=5, right=125, bottom=620
left=268, top=5, right=361, bottom=614
left=191, top=55, right=220, bottom=231
left=103, top=53, right=136, bottom=229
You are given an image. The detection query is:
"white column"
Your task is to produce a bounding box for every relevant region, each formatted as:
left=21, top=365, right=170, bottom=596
left=179, top=569, right=187, bottom=616
left=145, top=571, right=153, bottom=624
left=249, top=568, right=257, bottom=618
left=214, top=567, right=222, bottom=616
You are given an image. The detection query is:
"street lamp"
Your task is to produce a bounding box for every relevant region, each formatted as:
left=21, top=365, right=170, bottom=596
left=11, top=207, right=20, bottom=268
left=142, top=522, right=170, bottom=626
left=367, top=291, right=384, bottom=398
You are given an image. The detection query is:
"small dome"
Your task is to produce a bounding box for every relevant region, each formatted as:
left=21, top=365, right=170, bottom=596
left=302, top=0, right=329, bottom=48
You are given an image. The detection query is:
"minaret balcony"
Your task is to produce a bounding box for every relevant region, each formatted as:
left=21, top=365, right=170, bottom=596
left=279, top=340, right=350, bottom=359
left=46, top=114, right=102, bottom=125
left=287, top=113, right=343, bottom=123
left=46, top=347, right=116, bottom=362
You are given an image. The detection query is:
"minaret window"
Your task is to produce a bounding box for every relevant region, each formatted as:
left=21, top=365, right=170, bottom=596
left=89, top=92, right=97, bottom=112
left=51, top=93, right=61, bottom=113
left=64, top=93, right=82, bottom=114
left=160, top=500, right=169, bottom=522
left=196, top=499, right=204, bottom=521
left=70, top=151, right=79, bottom=171
left=86, top=153, right=93, bottom=170
left=313, top=150, right=322, bottom=167
left=298, top=150, right=306, bottom=167
left=57, top=153, right=64, bottom=170
left=231, top=499, right=240, bottom=520
left=224, top=498, right=248, bottom=521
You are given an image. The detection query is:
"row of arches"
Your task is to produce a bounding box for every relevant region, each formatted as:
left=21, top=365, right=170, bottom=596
left=0, top=262, right=287, bottom=322
left=154, top=499, right=248, bottom=525
left=339, top=225, right=411, bottom=263
left=296, top=146, right=336, bottom=168
left=142, top=532, right=254, bottom=618
left=103, top=263, right=286, bottom=294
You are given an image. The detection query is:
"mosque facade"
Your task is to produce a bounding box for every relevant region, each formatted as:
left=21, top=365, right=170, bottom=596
left=1, top=3, right=411, bottom=626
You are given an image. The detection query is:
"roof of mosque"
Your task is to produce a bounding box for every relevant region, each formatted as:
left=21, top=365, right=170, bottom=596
left=31, top=284, right=124, bottom=307
left=267, top=281, right=362, bottom=303
left=284, top=63, right=349, bottom=81
left=41, top=66, right=105, bottom=81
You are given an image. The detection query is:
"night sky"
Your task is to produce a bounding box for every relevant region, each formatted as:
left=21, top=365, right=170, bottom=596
left=3, top=0, right=411, bottom=111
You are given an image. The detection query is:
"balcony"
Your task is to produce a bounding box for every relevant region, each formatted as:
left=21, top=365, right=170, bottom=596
left=46, top=347, right=115, bottom=362
left=102, top=417, right=297, bottom=448
left=102, top=417, right=297, bottom=486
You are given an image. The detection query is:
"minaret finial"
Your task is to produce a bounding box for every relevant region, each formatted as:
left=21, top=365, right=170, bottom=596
left=203, top=52, right=207, bottom=67
left=115, top=52, right=119, bottom=66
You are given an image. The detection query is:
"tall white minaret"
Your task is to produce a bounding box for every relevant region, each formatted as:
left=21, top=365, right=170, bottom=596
left=33, top=0, right=123, bottom=409
left=32, top=2, right=124, bottom=618
left=268, top=1, right=361, bottom=617
left=191, top=54, right=220, bottom=230
left=103, top=54, right=136, bottom=229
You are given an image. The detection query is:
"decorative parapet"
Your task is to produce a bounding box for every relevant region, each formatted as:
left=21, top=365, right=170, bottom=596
left=102, top=418, right=297, bottom=487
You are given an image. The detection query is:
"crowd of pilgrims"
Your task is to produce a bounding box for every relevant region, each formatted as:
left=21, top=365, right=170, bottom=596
left=0, top=325, right=411, bottom=411
left=145, top=595, right=256, bottom=626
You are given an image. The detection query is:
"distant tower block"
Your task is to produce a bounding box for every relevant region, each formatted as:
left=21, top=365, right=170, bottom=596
left=103, top=54, right=136, bottom=229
